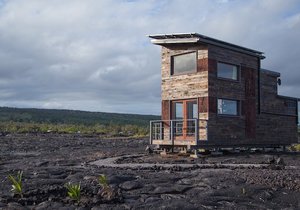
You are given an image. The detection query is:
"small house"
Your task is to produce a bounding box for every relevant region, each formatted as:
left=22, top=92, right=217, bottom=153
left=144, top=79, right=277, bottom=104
left=149, top=33, right=299, bottom=151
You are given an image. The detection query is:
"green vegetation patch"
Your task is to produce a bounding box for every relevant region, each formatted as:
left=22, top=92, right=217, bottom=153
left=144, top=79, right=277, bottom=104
left=0, top=107, right=160, bottom=137
left=0, top=107, right=159, bottom=127
left=289, top=144, right=300, bottom=152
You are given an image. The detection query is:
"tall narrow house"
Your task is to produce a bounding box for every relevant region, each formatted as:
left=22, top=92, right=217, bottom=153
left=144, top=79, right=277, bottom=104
left=149, top=33, right=299, bottom=150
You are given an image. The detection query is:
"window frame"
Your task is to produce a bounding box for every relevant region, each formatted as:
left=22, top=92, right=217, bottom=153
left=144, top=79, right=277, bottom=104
left=170, top=51, right=197, bottom=76
left=171, top=99, right=198, bottom=140
left=217, top=61, right=240, bottom=82
left=171, top=98, right=198, bottom=120
left=217, top=98, right=241, bottom=117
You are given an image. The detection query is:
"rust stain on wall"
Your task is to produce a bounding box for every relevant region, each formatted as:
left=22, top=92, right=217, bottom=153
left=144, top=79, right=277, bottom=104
left=243, top=66, right=256, bottom=138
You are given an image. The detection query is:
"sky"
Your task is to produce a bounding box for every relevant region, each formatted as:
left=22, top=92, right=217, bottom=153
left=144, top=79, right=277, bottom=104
left=0, top=0, right=299, bottom=115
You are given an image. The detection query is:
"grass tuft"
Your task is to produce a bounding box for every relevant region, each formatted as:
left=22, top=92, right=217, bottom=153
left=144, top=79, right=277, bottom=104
left=65, top=182, right=81, bottom=202
left=8, top=171, right=23, bottom=197
left=288, top=144, right=300, bottom=152
left=98, top=174, right=109, bottom=189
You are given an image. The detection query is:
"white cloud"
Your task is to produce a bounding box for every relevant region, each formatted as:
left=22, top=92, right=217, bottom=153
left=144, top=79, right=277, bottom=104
left=0, top=0, right=299, bottom=115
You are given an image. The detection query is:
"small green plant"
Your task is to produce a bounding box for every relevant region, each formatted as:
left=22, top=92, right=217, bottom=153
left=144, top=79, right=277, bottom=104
left=65, top=182, right=81, bottom=202
left=8, top=171, right=23, bottom=197
left=289, top=144, right=300, bottom=152
left=98, top=174, right=109, bottom=189
left=98, top=174, right=118, bottom=201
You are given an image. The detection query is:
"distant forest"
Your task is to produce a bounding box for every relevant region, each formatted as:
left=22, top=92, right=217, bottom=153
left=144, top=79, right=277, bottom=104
left=0, top=107, right=160, bottom=136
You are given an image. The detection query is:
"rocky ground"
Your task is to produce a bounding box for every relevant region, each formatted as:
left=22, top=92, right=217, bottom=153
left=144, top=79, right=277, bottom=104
left=0, top=133, right=299, bottom=209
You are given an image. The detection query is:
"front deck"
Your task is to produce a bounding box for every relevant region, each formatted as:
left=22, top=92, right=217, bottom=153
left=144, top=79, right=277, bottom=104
left=150, top=119, right=208, bottom=147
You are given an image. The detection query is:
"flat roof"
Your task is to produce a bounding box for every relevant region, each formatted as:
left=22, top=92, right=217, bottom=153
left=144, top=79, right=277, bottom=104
left=148, top=33, right=265, bottom=59
left=260, top=68, right=280, bottom=77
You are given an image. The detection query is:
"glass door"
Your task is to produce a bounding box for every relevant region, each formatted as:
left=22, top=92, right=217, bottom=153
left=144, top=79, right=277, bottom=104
left=187, top=101, right=198, bottom=136
left=173, top=102, right=183, bottom=138
left=172, top=99, right=198, bottom=140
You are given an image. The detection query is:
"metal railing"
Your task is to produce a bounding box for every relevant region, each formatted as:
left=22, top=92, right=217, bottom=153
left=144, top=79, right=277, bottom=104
left=150, top=119, right=208, bottom=145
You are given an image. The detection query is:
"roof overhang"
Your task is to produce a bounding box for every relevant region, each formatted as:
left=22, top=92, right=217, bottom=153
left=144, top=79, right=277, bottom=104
left=148, top=33, right=265, bottom=59
left=149, top=33, right=200, bottom=44
left=151, top=37, right=199, bottom=44
left=278, top=95, right=300, bottom=101
left=260, top=69, right=281, bottom=77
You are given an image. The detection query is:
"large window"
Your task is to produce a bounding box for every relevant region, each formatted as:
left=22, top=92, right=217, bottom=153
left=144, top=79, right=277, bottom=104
left=217, top=62, right=239, bottom=80
left=218, top=99, right=239, bottom=116
left=171, top=52, right=196, bottom=75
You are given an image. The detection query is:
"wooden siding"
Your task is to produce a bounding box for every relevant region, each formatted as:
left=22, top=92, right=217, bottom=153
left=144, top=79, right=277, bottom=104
left=243, top=66, right=256, bottom=138
left=198, top=97, right=208, bottom=113
left=156, top=42, right=298, bottom=146
left=161, top=46, right=209, bottom=118
left=161, top=100, right=170, bottom=122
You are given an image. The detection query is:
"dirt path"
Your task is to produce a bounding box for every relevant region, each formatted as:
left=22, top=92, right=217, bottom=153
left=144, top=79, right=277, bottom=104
left=90, top=154, right=300, bottom=170
left=0, top=134, right=299, bottom=209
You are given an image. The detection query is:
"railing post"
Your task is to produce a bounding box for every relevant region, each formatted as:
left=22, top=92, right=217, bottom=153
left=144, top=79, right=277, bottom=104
left=160, top=121, right=163, bottom=140
left=206, top=120, right=208, bottom=141
left=170, top=120, right=174, bottom=146
left=149, top=121, right=152, bottom=145
left=195, top=119, right=198, bottom=145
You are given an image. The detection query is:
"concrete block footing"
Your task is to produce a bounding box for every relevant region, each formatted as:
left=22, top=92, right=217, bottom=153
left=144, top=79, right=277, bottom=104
left=190, top=150, right=199, bottom=158
left=160, top=149, right=167, bottom=156
left=179, top=147, right=187, bottom=154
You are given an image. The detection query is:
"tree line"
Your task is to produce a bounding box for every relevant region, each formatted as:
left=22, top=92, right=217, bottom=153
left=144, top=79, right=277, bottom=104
left=0, top=107, right=160, bottom=137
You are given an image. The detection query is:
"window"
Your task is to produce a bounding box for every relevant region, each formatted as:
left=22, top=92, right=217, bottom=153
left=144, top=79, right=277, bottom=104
left=217, top=62, right=239, bottom=80
left=171, top=52, right=196, bottom=75
left=285, top=100, right=297, bottom=115
left=174, top=102, right=183, bottom=119
left=187, top=101, right=198, bottom=119
left=218, top=99, right=239, bottom=116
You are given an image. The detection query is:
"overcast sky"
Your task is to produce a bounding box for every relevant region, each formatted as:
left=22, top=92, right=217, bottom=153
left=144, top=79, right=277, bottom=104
left=0, top=0, right=299, bottom=115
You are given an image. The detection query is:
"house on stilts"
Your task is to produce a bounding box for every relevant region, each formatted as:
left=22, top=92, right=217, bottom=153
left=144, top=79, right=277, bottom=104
left=149, top=33, right=299, bottom=152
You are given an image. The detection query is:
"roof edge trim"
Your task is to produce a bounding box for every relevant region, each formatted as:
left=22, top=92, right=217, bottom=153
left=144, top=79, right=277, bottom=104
left=148, top=33, right=265, bottom=59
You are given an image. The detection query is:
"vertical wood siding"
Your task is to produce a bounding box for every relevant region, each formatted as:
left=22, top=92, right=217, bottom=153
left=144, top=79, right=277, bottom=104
left=243, top=66, right=256, bottom=138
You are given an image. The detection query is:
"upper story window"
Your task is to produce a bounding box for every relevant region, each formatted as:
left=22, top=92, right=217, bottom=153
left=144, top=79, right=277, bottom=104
left=171, top=52, right=196, bottom=75
left=285, top=100, right=297, bottom=115
left=218, top=98, right=240, bottom=116
left=217, top=62, right=239, bottom=80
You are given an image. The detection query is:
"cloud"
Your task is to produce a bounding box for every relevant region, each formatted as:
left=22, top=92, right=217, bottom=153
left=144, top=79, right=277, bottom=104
left=0, top=0, right=299, bottom=115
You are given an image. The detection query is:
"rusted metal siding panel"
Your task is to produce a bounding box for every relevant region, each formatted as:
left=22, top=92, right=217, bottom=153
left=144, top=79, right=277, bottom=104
left=198, top=97, right=208, bottom=113
left=161, top=100, right=170, bottom=121
left=209, top=96, right=217, bottom=113
left=245, top=67, right=256, bottom=97
left=241, top=100, right=246, bottom=116
left=245, top=98, right=256, bottom=138
left=208, top=58, right=217, bottom=73
left=243, top=66, right=256, bottom=138
left=197, top=58, right=208, bottom=72
left=161, top=100, right=171, bottom=126
left=207, top=59, right=217, bottom=115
